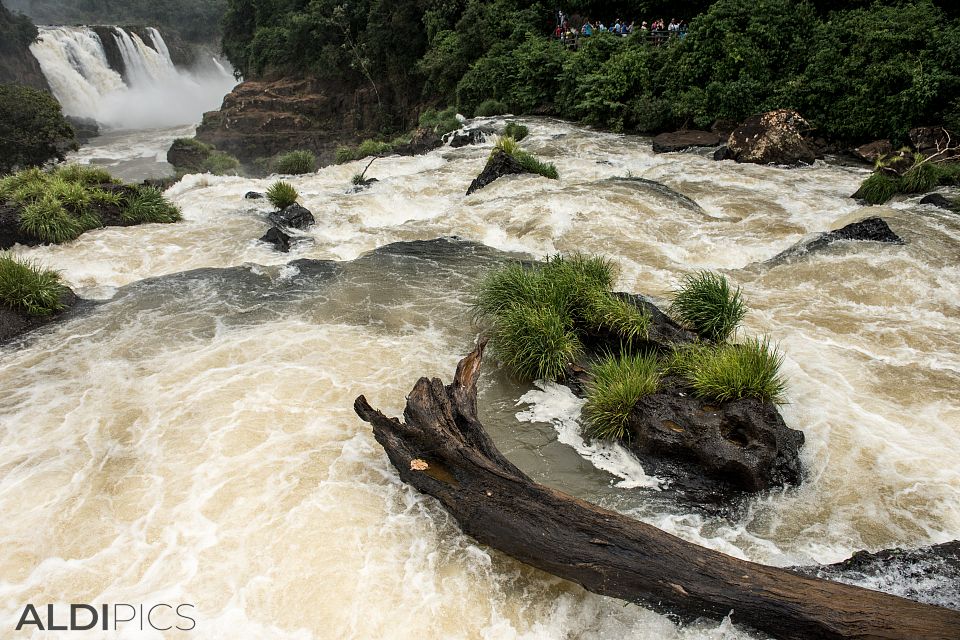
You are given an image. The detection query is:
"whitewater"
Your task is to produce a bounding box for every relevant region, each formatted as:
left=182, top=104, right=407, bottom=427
left=1, top=118, right=959, bottom=639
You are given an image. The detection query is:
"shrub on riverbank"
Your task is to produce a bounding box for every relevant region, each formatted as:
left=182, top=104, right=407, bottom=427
left=0, top=253, right=67, bottom=316
left=273, top=150, right=316, bottom=174
left=0, top=165, right=181, bottom=244
left=0, top=84, right=77, bottom=174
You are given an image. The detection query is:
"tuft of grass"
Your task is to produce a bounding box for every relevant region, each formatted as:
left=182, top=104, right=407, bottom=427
left=503, top=122, right=528, bottom=141
left=669, top=338, right=787, bottom=404
left=583, top=352, right=660, bottom=440
left=491, top=136, right=558, bottom=180
left=273, top=150, right=316, bottom=175
left=854, top=172, right=899, bottom=204
left=491, top=303, right=582, bottom=381
left=475, top=99, right=508, bottom=117
left=201, top=151, right=242, bottom=176
left=582, top=289, right=651, bottom=345
left=266, top=180, right=298, bottom=209
left=335, top=139, right=394, bottom=164
left=0, top=253, right=67, bottom=317
left=351, top=173, right=366, bottom=185
left=18, top=195, right=82, bottom=243
left=668, top=271, right=745, bottom=343
left=122, top=187, right=182, bottom=224
left=52, top=164, right=117, bottom=186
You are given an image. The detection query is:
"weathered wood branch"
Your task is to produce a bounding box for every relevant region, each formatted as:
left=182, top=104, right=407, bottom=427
left=354, top=342, right=960, bottom=640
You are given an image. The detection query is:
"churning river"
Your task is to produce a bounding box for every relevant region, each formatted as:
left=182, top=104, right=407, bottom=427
left=1, top=119, right=959, bottom=639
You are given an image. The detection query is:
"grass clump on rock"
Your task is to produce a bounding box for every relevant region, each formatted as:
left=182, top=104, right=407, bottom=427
left=266, top=180, right=298, bottom=209
left=273, top=150, right=316, bottom=175
left=583, top=352, right=660, bottom=440
left=668, top=271, right=745, bottom=343
left=0, top=253, right=67, bottom=316
left=669, top=338, right=787, bottom=404
left=473, top=254, right=649, bottom=381
left=492, top=136, right=558, bottom=180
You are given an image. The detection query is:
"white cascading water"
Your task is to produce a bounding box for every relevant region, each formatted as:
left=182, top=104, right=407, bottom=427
left=29, top=26, right=237, bottom=130
left=2, top=120, right=959, bottom=638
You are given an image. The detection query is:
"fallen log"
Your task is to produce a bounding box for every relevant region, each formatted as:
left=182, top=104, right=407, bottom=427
left=354, top=341, right=960, bottom=640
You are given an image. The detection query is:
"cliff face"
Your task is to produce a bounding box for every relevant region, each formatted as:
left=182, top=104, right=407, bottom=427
left=195, top=76, right=389, bottom=165
left=0, top=4, right=48, bottom=90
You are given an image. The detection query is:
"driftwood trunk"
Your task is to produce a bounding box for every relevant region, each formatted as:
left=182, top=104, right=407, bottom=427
left=354, top=342, right=960, bottom=640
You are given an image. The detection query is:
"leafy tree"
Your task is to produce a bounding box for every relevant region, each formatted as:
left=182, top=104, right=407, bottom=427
left=0, top=84, right=77, bottom=175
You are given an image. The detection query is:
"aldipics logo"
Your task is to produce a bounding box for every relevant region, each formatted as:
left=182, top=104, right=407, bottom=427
left=14, top=603, right=196, bottom=632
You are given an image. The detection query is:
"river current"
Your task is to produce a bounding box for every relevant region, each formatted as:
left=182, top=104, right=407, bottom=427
left=1, top=119, right=958, bottom=639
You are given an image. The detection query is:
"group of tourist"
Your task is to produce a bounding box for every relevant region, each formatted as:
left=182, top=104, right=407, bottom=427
left=553, top=10, right=688, bottom=48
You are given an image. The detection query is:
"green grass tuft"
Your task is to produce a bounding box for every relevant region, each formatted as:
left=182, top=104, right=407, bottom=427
left=266, top=180, right=298, bottom=209
left=491, top=303, right=582, bottom=381
left=123, top=187, right=182, bottom=224
left=669, top=270, right=745, bottom=343
left=854, top=172, right=900, bottom=204
left=273, top=150, right=316, bottom=175
left=503, top=122, right=528, bottom=141
left=18, top=195, right=82, bottom=243
left=669, top=338, right=787, bottom=403
left=0, top=253, right=67, bottom=316
left=52, top=164, right=117, bottom=186
left=491, top=136, right=558, bottom=180
left=582, top=289, right=651, bottom=345
left=583, top=352, right=660, bottom=441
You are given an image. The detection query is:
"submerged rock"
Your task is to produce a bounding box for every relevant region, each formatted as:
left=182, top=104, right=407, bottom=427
left=766, top=217, right=904, bottom=264
left=794, top=541, right=960, bottom=610
left=626, top=377, right=804, bottom=492
left=726, top=109, right=816, bottom=166
left=259, top=226, right=291, bottom=253
left=268, top=203, right=315, bottom=230
left=466, top=149, right=527, bottom=195
left=919, top=193, right=959, bottom=213
left=652, top=130, right=722, bottom=153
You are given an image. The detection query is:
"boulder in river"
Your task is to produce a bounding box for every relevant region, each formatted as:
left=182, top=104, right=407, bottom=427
left=166, top=138, right=210, bottom=173
left=726, top=109, right=816, bottom=165
left=259, top=226, right=291, bottom=253
left=626, top=377, right=804, bottom=492
left=919, top=193, right=959, bottom=213
left=466, top=149, right=527, bottom=195
left=244, top=191, right=265, bottom=200
left=268, top=203, right=315, bottom=230
left=652, top=130, right=722, bottom=153
left=765, top=216, right=903, bottom=264
left=852, top=140, right=892, bottom=165
left=446, top=127, right=488, bottom=148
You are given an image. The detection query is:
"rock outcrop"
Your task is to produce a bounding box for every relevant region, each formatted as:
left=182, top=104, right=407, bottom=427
left=919, top=193, right=959, bottom=212
left=765, top=217, right=903, bottom=264
left=0, top=6, right=48, bottom=91
left=259, top=226, right=291, bottom=253
left=466, top=149, right=527, bottom=195
left=652, top=130, right=722, bottom=153
left=195, top=77, right=384, bottom=165
left=268, top=203, right=315, bottom=230
left=627, top=377, right=804, bottom=492
left=166, top=138, right=211, bottom=173
left=852, top=140, right=892, bottom=165
left=725, top=109, right=816, bottom=166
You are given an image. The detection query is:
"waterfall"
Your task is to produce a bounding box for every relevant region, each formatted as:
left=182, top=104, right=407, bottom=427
left=30, top=26, right=237, bottom=131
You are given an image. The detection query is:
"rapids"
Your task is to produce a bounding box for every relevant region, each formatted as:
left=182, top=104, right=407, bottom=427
left=2, top=118, right=959, bottom=638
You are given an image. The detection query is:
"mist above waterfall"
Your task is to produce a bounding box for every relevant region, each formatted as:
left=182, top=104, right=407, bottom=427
left=30, top=26, right=237, bottom=131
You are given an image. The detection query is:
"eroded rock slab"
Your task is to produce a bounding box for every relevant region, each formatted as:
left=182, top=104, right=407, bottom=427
left=466, top=149, right=527, bottom=195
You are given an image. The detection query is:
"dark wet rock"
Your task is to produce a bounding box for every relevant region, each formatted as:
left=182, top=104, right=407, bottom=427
left=852, top=140, right=892, bottom=164
left=0, top=286, right=79, bottom=344
left=727, top=109, right=816, bottom=166
left=626, top=377, right=804, bottom=492
left=713, top=145, right=735, bottom=161
left=793, top=541, right=960, bottom=610
left=447, top=127, right=487, bottom=148
left=66, top=116, right=100, bottom=144
left=909, top=126, right=959, bottom=160
left=244, top=191, right=265, bottom=200
left=466, top=149, right=527, bottom=195
left=919, top=193, right=959, bottom=212
left=652, top=130, right=722, bottom=153
left=268, top=203, right=315, bottom=230
left=348, top=177, right=379, bottom=193
left=259, top=226, right=291, bottom=253
left=710, top=119, right=739, bottom=138
left=394, top=127, right=442, bottom=155
left=766, top=217, right=903, bottom=264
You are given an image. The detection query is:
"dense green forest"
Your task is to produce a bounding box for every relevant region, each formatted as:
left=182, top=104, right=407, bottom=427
left=2, top=0, right=227, bottom=41
left=220, top=0, right=960, bottom=144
